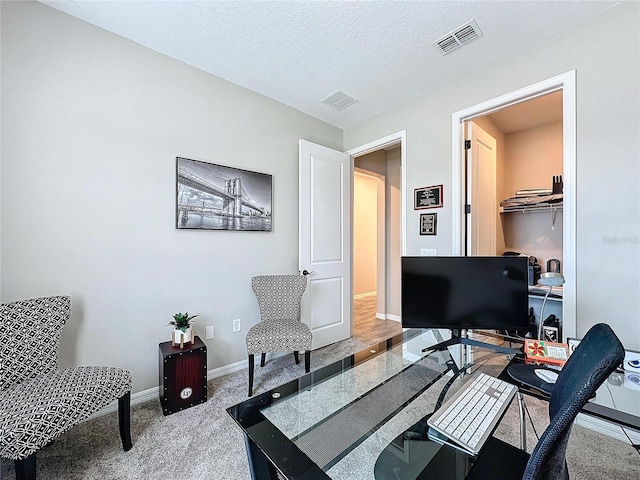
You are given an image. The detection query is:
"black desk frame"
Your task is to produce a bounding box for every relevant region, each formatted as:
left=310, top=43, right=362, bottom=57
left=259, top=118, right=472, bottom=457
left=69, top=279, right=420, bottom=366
left=227, top=330, right=639, bottom=480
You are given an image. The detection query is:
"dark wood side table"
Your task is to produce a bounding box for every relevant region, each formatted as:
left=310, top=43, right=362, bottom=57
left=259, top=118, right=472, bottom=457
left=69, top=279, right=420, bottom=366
left=159, top=335, right=207, bottom=415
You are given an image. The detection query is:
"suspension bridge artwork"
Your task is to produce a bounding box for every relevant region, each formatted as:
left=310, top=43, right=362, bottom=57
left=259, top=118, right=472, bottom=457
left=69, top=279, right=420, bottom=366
left=176, top=157, right=272, bottom=231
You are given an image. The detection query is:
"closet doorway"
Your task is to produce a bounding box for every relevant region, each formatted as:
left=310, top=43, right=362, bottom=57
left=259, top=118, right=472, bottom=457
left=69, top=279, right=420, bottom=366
left=452, top=71, right=576, bottom=340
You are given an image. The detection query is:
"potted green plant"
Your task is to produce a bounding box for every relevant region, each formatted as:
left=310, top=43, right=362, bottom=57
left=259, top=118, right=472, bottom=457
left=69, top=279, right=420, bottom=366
left=168, top=312, right=198, bottom=348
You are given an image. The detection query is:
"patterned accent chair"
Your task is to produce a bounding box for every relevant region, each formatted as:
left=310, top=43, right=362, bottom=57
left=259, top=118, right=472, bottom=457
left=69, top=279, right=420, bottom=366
left=0, top=296, right=133, bottom=480
left=245, top=275, right=312, bottom=396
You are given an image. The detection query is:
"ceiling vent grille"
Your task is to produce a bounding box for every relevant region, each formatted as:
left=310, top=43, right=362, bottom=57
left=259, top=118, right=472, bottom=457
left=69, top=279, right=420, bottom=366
left=434, top=20, right=483, bottom=55
left=321, top=90, right=358, bottom=111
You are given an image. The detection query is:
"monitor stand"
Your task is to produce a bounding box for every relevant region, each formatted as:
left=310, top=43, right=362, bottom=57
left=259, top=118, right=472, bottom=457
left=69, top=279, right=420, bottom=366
left=422, top=329, right=521, bottom=355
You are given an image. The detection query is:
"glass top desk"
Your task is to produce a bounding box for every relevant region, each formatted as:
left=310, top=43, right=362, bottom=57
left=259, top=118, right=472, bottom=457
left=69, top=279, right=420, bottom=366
left=227, top=329, right=640, bottom=480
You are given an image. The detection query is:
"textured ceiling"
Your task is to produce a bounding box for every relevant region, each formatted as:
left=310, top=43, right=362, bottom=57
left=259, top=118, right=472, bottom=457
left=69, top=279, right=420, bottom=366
left=41, top=1, right=618, bottom=129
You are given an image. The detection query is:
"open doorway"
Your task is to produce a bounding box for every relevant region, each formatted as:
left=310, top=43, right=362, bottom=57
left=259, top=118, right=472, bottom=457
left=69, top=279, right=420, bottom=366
left=298, top=133, right=405, bottom=349
left=351, top=143, right=404, bottom=345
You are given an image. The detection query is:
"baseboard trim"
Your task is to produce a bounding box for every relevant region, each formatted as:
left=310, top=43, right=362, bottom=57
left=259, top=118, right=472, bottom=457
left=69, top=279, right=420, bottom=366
left=87, top=358, right=252, bottom=420
left=575, top=412, right=640, bottom=445
left=86, top=387, right=158, bottom=421
left=354, top=291, right=376, bottom=299
left=375, top=312, right=401, bottom=322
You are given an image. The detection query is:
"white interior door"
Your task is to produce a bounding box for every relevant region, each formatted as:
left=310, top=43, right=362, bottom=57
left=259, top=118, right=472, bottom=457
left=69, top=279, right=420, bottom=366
left=299, top=140, right=352, bottom=349
left=467, top=122, right=497, bottom=256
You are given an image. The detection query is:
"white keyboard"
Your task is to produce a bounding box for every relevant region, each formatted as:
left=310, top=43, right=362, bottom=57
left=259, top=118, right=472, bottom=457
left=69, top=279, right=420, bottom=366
left=427, top=372, right=517, bottom=455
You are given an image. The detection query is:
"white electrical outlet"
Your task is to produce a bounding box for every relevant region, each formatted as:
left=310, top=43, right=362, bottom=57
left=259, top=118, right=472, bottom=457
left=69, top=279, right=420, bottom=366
left=205, top=325, right=214, bottom=339
left=421, top=248, right=437, bottom=256
left=233, top=319, right=241, bottom=332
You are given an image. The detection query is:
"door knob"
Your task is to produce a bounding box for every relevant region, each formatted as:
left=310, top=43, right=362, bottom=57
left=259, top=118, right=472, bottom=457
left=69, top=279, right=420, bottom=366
left=302, top=270, right=314, bottom=276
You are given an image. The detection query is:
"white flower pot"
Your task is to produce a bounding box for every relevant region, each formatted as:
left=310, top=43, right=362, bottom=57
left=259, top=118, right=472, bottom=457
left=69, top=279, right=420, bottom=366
left=172, top=327, right=193, bottom=347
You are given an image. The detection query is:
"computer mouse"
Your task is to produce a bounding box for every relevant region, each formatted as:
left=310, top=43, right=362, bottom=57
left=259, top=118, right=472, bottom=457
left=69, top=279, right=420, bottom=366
left=534, top=369, right=559, bottom=383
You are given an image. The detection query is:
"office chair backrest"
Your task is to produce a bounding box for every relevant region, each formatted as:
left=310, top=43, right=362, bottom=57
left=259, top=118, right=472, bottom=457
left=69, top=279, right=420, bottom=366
left=523, top=323, right=625, bottom=480
left=251, top=275, right=307, bottom=322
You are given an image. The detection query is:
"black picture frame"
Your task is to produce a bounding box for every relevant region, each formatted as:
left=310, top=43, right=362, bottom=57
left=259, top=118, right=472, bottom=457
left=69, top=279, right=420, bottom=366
left=414, top=184, right=443, bottom=209
left=176, top=157, right=272, bottom=231
left=420, top=213, right=437, bottom=235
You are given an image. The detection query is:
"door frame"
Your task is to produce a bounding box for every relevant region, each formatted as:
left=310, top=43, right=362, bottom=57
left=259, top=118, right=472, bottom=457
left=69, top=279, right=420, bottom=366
left=346, top=130, right=407, bottom=322
left=451, top=71, right=576, bottom=340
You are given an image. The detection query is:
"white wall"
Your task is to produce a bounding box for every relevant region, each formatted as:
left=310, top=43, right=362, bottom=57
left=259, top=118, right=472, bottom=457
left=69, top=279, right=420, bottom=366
left=353, top=171, right=377, bottom=296
left=502, top=121, right=564, bottom=267
left=504, top=121, right=563, bottom=196
left=344, top=1, right=640, bottom=349
left=1, top=2, right=342, bottom=392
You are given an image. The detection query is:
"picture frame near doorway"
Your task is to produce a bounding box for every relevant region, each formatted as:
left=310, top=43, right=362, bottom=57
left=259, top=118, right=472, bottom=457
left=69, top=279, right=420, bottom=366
left=414, top=184, right=443, bottom=210
left=420, top=213, right=437, bottom=235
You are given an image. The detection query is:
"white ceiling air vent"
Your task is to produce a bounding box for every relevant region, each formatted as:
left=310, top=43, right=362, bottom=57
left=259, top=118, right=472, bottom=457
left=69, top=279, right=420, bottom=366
left=434, top=20, right=483, bottom=55
left=321, top=90, right=358, bottom=111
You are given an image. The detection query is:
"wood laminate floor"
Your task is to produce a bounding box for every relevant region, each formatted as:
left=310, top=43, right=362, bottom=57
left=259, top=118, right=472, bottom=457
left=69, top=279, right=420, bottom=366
left=352, top=294, right=402, bottom=346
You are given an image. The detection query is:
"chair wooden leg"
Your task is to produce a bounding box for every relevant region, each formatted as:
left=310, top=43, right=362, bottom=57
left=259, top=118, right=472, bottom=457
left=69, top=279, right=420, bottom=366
left=118, top=391, right=133, bottom=451
left=260, top=352, right=266, bottom=367
left=294, top=351, right=300, bottom=364
left=248, top=354, right=255, bottom=396
left=15, top=453, right=36, bottom=480
left=305, top=350, right=310, bottom=373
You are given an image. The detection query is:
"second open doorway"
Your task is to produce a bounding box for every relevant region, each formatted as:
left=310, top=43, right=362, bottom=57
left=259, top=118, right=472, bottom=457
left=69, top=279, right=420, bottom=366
left=350, top=136, right=405, bottom=345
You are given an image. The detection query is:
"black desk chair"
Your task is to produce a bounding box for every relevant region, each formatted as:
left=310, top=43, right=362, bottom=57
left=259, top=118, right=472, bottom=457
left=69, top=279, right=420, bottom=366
left=466, top=323, right=624, bottom=480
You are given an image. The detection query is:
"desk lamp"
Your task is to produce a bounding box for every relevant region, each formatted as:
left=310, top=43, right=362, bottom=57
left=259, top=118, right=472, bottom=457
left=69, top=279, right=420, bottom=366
left=538, top=272, right=565, bottom=340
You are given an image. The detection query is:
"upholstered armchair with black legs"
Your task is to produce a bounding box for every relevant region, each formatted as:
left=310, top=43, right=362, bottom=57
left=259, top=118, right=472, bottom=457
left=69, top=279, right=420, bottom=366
left=466, top=323, right=625, bottom=480
left=0, top=296, right=133, bottom=480
left=245, top=275, right=312, bottom=396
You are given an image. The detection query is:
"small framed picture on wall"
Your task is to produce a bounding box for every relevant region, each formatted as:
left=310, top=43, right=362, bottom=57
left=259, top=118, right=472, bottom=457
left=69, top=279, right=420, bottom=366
left=420, top=213, right=437, bottom=235
left=414, top=184, right=443, bottom=209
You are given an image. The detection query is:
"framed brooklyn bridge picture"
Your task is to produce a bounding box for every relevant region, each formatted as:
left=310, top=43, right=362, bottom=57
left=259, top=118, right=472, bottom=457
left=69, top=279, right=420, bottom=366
left=176, top=157, right=272, bottom=231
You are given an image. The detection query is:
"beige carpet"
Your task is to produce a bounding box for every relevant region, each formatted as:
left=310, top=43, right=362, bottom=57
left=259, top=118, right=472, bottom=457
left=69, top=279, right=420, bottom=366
left=1, top=336, right=638, bottom=480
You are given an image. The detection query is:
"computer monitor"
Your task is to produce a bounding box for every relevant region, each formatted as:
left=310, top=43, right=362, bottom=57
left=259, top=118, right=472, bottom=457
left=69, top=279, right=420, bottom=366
left=401, top=256, right=529, bottom=352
